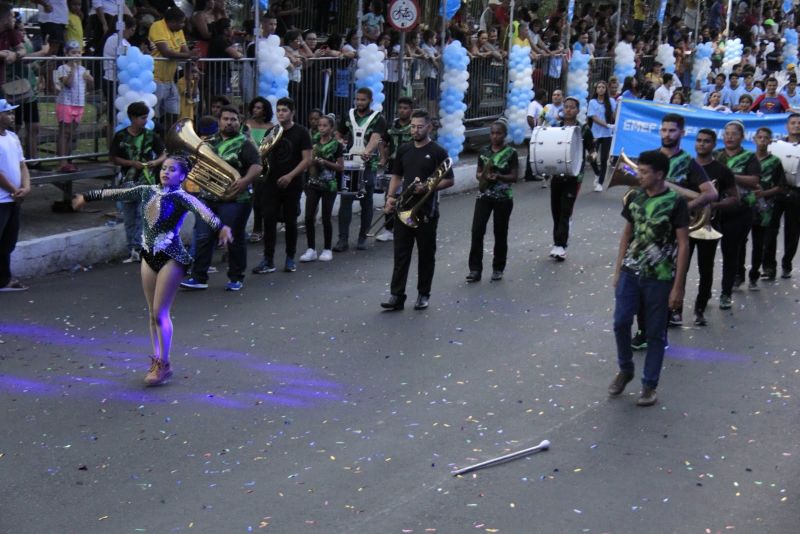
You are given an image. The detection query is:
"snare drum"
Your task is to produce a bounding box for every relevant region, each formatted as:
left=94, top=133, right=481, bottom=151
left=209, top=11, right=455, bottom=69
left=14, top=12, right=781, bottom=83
left=529, top=126, right=583, bottom=177
left=341, top=154, right=366, bottom=194
left=769, top=140, right=800, bottom=187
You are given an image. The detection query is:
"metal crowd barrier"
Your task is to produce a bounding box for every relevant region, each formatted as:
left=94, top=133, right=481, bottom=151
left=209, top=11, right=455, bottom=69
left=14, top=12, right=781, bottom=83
left=12, top=55, right=109, bottom=164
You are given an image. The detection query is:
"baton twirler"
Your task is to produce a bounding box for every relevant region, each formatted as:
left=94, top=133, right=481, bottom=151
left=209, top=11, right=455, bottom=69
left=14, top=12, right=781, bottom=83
left=451, top=439, right=550, bottom=476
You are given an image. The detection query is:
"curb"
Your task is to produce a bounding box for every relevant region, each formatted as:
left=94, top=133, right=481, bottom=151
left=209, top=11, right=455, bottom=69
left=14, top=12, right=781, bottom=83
left=12, top=156, right=526, bottom=279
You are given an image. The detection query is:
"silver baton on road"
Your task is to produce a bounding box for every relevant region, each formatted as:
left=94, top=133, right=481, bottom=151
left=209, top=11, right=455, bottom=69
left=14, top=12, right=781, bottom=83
left=451, top=439, right=551, bottom=476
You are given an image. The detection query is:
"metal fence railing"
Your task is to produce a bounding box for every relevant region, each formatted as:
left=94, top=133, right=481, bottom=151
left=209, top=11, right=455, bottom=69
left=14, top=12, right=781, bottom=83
left=9, top=51, right=681, bottom=164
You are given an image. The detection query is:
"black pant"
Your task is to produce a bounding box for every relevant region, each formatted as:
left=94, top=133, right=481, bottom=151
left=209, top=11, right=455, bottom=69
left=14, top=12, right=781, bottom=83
left=390, top=216, right=438, bottom=297
left=0, top=202, right=21, bottom=287
left=689, top=236, right=719, bottom=313
left=338, top=170, right=375, bottom=243
left=191, top=200, right=251, bottom=283
left=764, top=201, right=800, bottom=272
left=305, top=188, right=336, bottom=250
left=468, top=197, right=513, bottom=273
left=591, top=136, right=612, bottom=184
left=551, top=176, right=580, bottom=247
left=749, top=224, right=768, bottom=282
left=263, top=185, right=302, bottom=261
left=719, top=209, right=752, bottom=296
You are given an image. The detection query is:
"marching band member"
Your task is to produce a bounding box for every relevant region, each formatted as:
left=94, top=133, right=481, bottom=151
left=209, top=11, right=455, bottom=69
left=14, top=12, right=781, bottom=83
left=252, top=97, right=312, bottom=274
left=714, top=120, right=762, bottom=310
left=73, top=156, right=233, bottom=386
left=690, top=129, right=739, bottom=326
left=548, top=96, right=583, bottom=261
left=300, top=114, right=343, bottom=262
left=335, top=87, right=387, bottom=252
left=746, top=127, right=786, bottom=289
left=377, top=96, right=414, bottom=243
left=763, top=113, right=800, bottom=280
left=466, top=120, right=518, bottom=282
left=609, top=150, right=689, bottom=407
left=381, top=110, right=453, bottom=311
left=181, top=105, right=263, bottom=291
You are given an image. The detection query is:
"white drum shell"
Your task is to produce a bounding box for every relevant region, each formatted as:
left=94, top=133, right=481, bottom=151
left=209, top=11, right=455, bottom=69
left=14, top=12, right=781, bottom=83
left=770, top=140, right=800, bottom=187
left=529, top=126, right=583, bottom=177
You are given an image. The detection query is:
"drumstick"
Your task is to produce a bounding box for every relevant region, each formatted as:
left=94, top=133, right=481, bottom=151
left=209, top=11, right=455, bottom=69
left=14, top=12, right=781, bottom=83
left=451, top=439, right=550, bottom=476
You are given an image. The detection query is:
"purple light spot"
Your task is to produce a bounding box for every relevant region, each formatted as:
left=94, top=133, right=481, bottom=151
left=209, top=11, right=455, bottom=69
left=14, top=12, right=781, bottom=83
left=667, top=345, right=750, bottom=363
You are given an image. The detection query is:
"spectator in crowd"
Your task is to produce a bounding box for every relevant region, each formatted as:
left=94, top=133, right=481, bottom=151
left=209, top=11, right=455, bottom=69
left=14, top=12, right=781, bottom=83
left=704, top=91, right=731, bottom=112
left=190, top=0, right=227, bottom=59
left=275, top=0, right=301, bottom=38
left=670, top=91, right=687, bottom=105
left=363, top=0, right=384, bottom=36
left=65, top=0, right=82, bottom=51
left=0, top=97, right=30, bottom=292
left=209, top=95, right=230, bottom=119
left=620, top=76, right=640, bottom=100
left=781, top=74, right=800, bottom=109
left=0, top=3, right=25, bottom=84
left=306, top=108, right=321, bottom=142
left=342, top=29, right=360, bottom=59
left=479, top=0, right=501, bottom=33
left=149, top=7, right=197, bottom=134
left=102, top=14, right=136, bottom=146
left=109, top=101, right=167, bottom=264
left=751, top=77, right=792, bottom=113
left=724, top=72, right=746, bottom=109
left=89, top=0, right=132, bottom=57
left=742, top=71, right=763, bottom=99
left=542, top=89, right=563, bottom=126
left=588, top=80, right=616, bottom=192
left=736, top=94, right=754, bottom=113
left=3, top=10, right=40, bottom=164
left=205, top=18, right=243, bottom=114
left=654, top=73, right=676, bottom=103
left=420, top=29, right=440, bottom=118
left=35, top=0, right=68, bottom=59
left=54, top=40, right=93, bottom=173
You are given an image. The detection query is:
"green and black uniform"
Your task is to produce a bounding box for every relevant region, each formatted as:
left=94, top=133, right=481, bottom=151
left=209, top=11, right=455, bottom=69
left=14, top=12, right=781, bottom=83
left=110, top=128, right=165, bottom=186
left=622, top=188, right=690, bottom=281
left=749, top=153, right=786, bottom=283
left=203, top=131, right=260, bottom=203
left=305, top=136, right=343, bottom=251
left=469, top=145, right=518, bottom=274
left=714, top=147, right=761, bottom=296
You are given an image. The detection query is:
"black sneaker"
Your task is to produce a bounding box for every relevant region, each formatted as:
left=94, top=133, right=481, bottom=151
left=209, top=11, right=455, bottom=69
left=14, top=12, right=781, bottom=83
left=668, top=310, right=682, bottom=327
left=491, top=270, right=503, bottom=281
left=762, top=269, right=776, bottom=281
left=465, top=271, right=481, bottom=283
left=608, top=371, right=634, bottom=396
left=781, top=268, right=792, bottom=279
left=333, top=240, right=349, bottom=252
left=694, top=311, right=707, bottom=326
left=631, top=331, right=647, bottom=351
left=733, top=276, right=745, bottom=290
left=252, top=259, right=276, bottom=274
left=636, top=386, right=658, bottom=406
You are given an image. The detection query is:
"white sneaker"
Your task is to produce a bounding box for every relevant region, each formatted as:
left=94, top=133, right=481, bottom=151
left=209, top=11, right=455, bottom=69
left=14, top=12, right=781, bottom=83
left=594, top=183, right=604, bottom=192
left=122, top=250, right=141, bottom=264
left=553, top=246, right=566, bottom=261
left=549, top=246, right=558, bottom=258
left=299, top=248, right=318, bottom=262
left=318, top=249, right=333, bottom=261
left=375, top=228, right=394, bottom=242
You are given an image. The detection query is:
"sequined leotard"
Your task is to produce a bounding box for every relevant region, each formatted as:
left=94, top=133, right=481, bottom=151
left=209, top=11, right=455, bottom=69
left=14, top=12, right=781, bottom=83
left=84, top=185, right=223, bottom=271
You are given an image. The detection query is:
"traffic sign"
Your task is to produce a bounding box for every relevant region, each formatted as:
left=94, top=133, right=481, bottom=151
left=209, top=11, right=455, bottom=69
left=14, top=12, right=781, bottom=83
left=387, top=0, right=421, bottom=32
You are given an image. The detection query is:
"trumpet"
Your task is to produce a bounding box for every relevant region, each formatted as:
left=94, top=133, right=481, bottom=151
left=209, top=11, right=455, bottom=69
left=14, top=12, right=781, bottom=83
left=607, top=150, right=722, bottom=240
left=397, top=157, right=453, bottom=228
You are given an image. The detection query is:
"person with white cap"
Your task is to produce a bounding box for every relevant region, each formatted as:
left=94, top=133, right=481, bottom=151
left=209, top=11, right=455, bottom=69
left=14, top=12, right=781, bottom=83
left=0, top=98, right=31, bottom=291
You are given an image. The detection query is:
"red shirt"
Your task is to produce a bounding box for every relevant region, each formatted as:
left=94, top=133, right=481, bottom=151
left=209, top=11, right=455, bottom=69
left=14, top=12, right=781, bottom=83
left=0, top=29, right=24, bottom=81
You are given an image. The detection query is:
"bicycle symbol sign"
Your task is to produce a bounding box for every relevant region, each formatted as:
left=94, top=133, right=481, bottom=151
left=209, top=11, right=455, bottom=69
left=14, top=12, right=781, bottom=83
left=387, top=0, right=420, bottom=32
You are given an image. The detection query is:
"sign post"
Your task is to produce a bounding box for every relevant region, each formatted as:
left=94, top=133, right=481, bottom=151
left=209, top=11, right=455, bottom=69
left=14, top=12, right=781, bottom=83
left=387, top=0, right=421, bottom=103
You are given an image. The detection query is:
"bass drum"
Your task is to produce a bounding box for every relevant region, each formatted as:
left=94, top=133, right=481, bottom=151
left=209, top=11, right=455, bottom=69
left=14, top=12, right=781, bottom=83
left=769, top=140, right=800, bottom=187
left=529, top=125, right=583, bottom=177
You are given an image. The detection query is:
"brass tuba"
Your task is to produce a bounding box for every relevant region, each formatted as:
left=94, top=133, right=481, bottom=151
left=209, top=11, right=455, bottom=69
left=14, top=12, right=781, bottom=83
left=607, top=150, right=722, bottom=240
left=478, top=157, right=493, bottom=193
left=166, top=118, right=242, bottom=200
left=258, top=124, right=284, bottom=179
left=397, top=157, right=453, bottom=228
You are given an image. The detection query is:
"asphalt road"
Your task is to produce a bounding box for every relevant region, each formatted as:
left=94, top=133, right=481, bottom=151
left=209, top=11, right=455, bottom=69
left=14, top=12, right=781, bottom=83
left=2, top=180, right=798, bottom=533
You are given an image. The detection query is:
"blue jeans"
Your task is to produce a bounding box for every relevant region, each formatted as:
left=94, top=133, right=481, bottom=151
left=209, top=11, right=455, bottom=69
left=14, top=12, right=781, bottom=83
left=190, top=200, right=251, bottom=283
left=614, top=270, right=673, bottom=388
left=118, top=199, right=142, bottom=253
left=338, top=168, right=375, bottom=242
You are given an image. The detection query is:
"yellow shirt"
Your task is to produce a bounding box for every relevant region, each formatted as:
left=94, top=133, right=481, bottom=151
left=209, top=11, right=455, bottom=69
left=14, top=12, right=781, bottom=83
left=148, top=19, right=187, bottom=83
left=65, top=12, right=83, bottom=49
left=633, top=0, right=646, bottom=21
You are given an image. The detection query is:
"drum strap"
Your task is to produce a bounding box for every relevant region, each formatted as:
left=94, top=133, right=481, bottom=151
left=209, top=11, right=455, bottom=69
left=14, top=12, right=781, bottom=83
left=347, top=108, right=381, bottom=156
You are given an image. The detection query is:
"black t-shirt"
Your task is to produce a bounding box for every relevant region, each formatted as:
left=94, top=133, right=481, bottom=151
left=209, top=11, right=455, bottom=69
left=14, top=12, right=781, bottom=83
left=267, top=123, right=312, bottom=191
left=667, top=150, right=710, bottom=193
left=392, top=140, right=453, bottom=217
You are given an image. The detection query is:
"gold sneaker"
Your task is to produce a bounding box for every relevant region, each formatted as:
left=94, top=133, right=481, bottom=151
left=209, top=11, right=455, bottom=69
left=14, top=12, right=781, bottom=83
left=144, top=357, right=173, bottom=386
